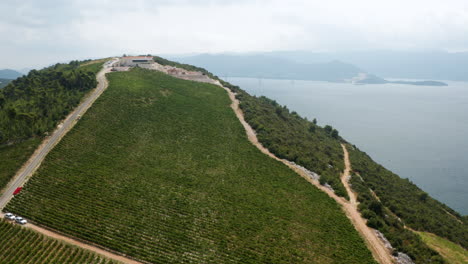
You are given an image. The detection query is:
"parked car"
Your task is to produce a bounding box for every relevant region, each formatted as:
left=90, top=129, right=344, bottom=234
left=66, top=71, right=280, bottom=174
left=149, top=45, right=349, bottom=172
left=4, top=213, right=16, bottom=221
left=15, top=217, right=27, bottom=225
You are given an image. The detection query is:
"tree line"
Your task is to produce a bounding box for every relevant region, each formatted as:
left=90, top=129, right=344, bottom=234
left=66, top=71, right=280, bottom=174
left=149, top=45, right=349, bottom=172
left=0, top=61, right=99, bottom=145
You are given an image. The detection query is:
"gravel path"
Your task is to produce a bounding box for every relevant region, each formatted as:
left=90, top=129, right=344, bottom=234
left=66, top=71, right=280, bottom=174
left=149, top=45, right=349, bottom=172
left=217, top=80, right=395, bottom=264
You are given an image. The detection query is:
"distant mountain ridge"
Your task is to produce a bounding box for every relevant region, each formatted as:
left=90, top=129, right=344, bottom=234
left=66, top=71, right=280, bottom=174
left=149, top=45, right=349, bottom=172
left=172, top=54, right=448, bottom=86
left=0, top=78, right=12, bottom=89
left=261, top=50, right=468, bottom=81
left=0, top=69, right=23, bottom=79
left=172, top=54, right=364, bottom=82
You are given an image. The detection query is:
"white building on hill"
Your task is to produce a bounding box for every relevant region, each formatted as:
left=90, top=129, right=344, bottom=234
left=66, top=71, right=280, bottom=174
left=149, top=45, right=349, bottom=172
left=118, top=56, right=154, bottom=68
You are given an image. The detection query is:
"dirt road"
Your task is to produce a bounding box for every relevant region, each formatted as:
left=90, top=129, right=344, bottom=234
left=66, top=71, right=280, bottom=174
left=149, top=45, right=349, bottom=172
left=158, top=65, right=396, bottom=263
left=0, top=59, right=145, bottom=264
left=0, top=59, right=117, bottom=210
left=0, top=212, right=142, bottom=264
left=218, top=82, right=395, bottom=264
left=341, top=144, right=358, bottom=205
left=340, top=144, right=394, bottom=264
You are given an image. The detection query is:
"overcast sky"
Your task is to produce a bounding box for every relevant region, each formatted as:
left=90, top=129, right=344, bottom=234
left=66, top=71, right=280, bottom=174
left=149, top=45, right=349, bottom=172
left=1, top=0, right=468, bottom=69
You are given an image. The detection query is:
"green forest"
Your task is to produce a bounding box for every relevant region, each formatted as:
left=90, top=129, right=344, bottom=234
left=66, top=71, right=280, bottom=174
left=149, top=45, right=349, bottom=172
left=0, top=61, right=100, bottom=144
left=0, top=60, right=102, bottom=194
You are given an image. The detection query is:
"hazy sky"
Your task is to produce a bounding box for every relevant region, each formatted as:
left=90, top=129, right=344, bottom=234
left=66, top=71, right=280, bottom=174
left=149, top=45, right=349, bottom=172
left=1, top=0, right=468, bottom=69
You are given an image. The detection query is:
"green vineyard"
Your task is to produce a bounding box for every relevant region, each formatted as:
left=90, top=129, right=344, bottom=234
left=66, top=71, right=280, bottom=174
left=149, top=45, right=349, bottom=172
left=6, top=69, right=376, bottom=263
left=0, top=220, right=117, bottom=264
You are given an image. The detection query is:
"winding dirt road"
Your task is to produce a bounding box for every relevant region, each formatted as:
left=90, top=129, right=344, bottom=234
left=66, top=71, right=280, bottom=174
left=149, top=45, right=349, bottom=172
left=163, top=67, right=395, bottom=263
left=217, top=82, right=395, bottom=264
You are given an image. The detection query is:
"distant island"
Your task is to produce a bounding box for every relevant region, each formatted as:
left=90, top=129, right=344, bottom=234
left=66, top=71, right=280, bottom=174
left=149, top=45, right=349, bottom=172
left=389, top=80, right=448, bottom=86
left=353, top=73, right=448, bottom=86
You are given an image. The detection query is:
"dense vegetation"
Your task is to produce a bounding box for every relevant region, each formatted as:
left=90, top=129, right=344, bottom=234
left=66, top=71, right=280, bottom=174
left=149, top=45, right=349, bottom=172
left=347, top=145, right=467, bottom=263
left=0, top=60, right=102, bottom=194
left=418, top=231, right=468, bottom=264
left=0, top=60, right=100, bottom=144
left=348, top=165, right=444, bottom=263
left=0, top=220, right=117, bottom=264
left=7, top=68, right=376, bottom=263
left=238, top=94, right=348, bottom=198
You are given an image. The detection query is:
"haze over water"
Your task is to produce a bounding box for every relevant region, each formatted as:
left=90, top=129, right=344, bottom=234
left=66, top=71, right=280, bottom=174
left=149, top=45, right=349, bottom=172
left=228, top=77, right=468, bottom=215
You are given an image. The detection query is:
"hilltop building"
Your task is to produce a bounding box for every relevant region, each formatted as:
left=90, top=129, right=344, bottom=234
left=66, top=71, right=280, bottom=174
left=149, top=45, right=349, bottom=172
left=118, top=56, right=154, bottom=68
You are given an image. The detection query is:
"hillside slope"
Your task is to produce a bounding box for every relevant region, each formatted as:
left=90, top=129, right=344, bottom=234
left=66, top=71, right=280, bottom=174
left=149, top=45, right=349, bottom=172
left=418, top=231, right=468, bottom=264
left=7, top=68, right=376, bottom=263
left=151, top=57, right=467, bottom=263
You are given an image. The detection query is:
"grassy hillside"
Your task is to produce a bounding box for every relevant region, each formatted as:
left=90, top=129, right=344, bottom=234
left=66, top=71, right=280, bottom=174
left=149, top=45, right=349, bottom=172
left=0, top=220, right=117, bottom=264
left=418, top=232, right=468, bottom=264
left=7, top=68, right=376, bottom=263
left=0, top=60, right=103, bottom=195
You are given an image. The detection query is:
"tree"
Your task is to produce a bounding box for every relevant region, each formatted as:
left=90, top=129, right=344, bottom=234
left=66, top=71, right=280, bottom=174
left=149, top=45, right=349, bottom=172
left=324, top=125, right=333, bottom=133
left=312, top=118, right=317, bottom=125
left=331, top=129, right=339, bottom=139
left=309, top=124, right=316, bottom=133
left=0, top=94, right=4, bottom=109
left=369, top=200, right=383, bottom=216
left=418, top=192, right=428, bottom=202
left=275, top=107, right=282, bottom=116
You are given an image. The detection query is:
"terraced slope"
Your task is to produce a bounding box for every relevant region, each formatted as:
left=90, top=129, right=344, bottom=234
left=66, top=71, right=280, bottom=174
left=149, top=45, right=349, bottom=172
left=7, top=68, right=376, bottom=263
left=0, top=220, right=117, bottom=264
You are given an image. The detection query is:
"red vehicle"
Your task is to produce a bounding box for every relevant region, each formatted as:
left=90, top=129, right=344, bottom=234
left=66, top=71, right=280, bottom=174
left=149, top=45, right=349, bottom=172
left=13, top=187, right=22, bottom=195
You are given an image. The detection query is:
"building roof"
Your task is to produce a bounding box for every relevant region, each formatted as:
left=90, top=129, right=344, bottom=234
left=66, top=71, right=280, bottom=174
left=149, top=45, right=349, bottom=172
left=123, top=56, right=153, bottom=59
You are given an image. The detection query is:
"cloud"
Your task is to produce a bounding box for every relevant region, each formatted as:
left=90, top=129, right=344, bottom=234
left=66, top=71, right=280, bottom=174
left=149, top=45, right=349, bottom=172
left=1, top=0, right=467, bottom=68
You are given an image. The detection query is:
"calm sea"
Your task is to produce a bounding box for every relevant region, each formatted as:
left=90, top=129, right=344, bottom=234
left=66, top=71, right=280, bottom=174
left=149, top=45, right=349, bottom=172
left=226, top=77, right=468, bottom=215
